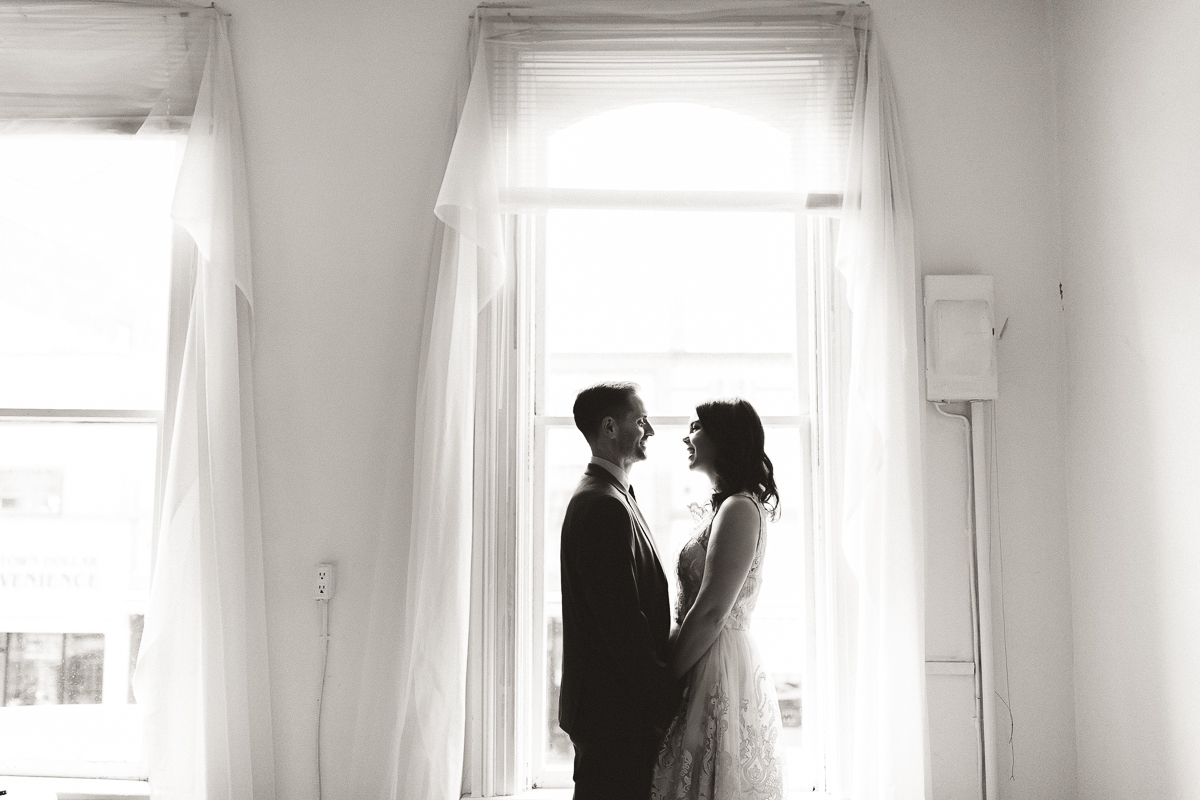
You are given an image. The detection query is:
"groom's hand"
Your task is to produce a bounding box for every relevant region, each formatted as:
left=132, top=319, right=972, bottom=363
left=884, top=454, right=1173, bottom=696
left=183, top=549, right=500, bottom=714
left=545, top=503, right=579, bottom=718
left=653, top=674, right=685, bottom=727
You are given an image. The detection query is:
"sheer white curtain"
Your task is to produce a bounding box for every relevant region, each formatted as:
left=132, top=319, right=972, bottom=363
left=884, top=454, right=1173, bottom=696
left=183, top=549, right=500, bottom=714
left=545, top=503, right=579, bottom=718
left=135, top=13, right=276, bottom=800
left=353, top=5, right=924, bottom=800
left=833, top=21, right=928, bottom=800
left=0, top=4, right=275, bottom=798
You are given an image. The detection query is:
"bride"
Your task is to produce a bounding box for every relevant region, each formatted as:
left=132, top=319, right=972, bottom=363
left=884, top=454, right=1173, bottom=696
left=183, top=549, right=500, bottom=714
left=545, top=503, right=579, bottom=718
left=651, top=398, right=785, bottom=800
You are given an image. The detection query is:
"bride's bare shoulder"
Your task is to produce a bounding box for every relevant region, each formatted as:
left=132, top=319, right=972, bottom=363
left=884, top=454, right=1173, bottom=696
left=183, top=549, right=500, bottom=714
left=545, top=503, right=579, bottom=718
left=711, top=494, right=759, bottom=537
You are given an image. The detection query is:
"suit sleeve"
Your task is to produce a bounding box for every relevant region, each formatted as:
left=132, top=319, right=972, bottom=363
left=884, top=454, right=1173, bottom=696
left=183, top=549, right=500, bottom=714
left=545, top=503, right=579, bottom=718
left=572, top=496, right=677, bottom=720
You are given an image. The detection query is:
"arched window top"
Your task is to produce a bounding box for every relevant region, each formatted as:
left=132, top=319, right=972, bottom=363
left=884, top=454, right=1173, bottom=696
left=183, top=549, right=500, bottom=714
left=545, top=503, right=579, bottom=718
left=548, top=102, right=792, bottom=192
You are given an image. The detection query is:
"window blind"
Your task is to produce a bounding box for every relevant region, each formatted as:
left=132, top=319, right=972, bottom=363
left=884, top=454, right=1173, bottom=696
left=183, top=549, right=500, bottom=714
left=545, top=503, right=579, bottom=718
left=0, top=4, right=208, bottom=132
left=479, top=8, right=861, bottom=201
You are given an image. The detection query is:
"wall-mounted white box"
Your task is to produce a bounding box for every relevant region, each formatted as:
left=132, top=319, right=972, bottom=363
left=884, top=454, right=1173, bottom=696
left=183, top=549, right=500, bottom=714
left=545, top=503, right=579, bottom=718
left=924, top=275, right=998, bottom=402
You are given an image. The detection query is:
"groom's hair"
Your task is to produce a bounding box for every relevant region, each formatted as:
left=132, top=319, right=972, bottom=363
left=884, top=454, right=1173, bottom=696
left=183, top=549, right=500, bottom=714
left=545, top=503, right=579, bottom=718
left=573, top=382, right=640, bottom=443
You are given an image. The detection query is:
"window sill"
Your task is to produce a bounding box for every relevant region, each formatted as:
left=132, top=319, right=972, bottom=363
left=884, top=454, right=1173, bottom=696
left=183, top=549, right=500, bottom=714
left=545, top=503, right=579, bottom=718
left=0, top=776, right=148, bottom=800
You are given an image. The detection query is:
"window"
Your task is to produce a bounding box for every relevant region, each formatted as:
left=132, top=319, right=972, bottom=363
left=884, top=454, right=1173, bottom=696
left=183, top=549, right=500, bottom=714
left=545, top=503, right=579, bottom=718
left=0, top=133, right=183, bottom=778
left=457, top=13, right=859, bottom=798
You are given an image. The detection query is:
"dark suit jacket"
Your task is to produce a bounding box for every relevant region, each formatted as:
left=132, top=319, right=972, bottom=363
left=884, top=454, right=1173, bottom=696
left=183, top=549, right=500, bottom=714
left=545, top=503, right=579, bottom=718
left=558, top=464, right=679, bottom=738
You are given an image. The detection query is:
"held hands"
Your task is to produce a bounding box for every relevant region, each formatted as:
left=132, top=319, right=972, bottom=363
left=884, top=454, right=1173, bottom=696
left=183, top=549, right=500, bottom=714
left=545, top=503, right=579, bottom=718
left=651, top=625, right=686, bottom=726
left=668, top=625, right=688, bottom=706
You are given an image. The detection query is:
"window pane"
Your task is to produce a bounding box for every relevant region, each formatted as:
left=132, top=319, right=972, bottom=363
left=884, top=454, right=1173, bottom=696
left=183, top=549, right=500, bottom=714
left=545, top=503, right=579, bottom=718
left=0, top=422, right=155, bottom=766
left=4, top=633, right=64, bottom=706
left=0, top=420, right=154, bottom=618
left=541, top=426, right=588, bottom=770
left=2, top=632, right=107, bottom=707
left=543, top=209, right=805, bottom=417
left=63, top=633, right=105, bottom=705
left=0, top=134, right=180, bottom=410
left=543, top=612, right=570, bottom=768
left=750, top=426, right=809, bottom=793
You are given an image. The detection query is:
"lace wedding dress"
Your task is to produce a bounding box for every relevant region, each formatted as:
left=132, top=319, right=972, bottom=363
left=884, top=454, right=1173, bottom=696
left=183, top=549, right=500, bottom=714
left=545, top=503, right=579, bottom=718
left=650, top=494, right=785, bottom=800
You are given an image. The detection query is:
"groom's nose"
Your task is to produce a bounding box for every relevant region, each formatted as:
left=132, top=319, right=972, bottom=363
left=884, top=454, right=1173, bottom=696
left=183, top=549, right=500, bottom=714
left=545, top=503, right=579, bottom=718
left=644, top=421, right=655, bottom=437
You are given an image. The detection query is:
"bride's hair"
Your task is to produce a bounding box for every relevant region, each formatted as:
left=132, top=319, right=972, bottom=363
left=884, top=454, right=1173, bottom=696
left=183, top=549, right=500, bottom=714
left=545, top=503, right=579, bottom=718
left=695, top=398, right=780, bottom=520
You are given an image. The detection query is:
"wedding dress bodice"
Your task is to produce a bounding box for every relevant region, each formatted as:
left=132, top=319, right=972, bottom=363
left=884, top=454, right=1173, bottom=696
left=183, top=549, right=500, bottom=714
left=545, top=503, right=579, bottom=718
left=674, top=493, right=767, bottom=631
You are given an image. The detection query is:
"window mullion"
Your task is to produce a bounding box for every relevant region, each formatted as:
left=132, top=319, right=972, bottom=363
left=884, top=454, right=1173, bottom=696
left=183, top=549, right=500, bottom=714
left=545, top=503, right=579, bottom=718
left=500, top=187, right=842, bottom=214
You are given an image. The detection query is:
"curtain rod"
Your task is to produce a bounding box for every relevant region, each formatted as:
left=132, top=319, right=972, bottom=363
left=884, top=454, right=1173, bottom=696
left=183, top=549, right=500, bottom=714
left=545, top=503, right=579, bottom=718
left=0, top=1, right=228, bottom=17
left=473, top=2, right=865, bottom=26
left=476, top=0, right=863, bottom=10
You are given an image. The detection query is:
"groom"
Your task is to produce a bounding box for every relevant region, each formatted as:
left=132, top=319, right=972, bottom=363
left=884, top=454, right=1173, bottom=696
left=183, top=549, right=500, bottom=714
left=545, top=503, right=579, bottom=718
left=558, top=382, right=680, bottom=800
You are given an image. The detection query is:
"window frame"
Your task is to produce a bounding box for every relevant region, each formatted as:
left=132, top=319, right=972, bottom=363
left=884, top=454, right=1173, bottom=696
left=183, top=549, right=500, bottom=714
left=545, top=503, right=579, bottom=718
left=459, top=14, right=860, bottom=793
left=464, top=196, right=844, bottom=797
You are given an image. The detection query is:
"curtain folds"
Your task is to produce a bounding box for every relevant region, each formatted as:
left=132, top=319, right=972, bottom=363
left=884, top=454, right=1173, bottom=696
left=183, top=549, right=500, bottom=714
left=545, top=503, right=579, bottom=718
left=133, top=14, right=277, bottom=800
left=354, top=5, right=925, bottom=800
left=350, top=33, right=506, bottom=799
left=0, top=5, right=272, bottom=798
left=833, top=25, right=928, bottom=800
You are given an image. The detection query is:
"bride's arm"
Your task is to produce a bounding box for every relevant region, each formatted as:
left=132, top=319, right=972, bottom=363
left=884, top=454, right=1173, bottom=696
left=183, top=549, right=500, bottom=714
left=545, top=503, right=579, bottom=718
left=669, top=495, right=759, bottom=678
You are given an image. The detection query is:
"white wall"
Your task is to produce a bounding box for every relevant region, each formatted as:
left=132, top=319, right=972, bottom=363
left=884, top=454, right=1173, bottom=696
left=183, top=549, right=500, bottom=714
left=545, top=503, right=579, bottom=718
left=220, top=1, right=478, bottom=797
left=216, top=1, right=1078, bottom=797
left=871, top=2, right=1077, bottom=797
left=1054, top=1, right=1200, bottom=797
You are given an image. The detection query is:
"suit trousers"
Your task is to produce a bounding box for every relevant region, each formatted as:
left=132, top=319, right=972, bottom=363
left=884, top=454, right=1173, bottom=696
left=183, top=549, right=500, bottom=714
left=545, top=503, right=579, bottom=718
left=570, top=725, right=662, bottom=800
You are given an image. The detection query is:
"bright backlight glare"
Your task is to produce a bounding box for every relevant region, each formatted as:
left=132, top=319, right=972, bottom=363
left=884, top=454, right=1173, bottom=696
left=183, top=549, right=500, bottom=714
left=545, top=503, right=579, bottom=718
left=549, top=102, right=794, bottom=191
left=0, top=134, right=183, bottom=410
left=545, top=209, right=797, bottom=355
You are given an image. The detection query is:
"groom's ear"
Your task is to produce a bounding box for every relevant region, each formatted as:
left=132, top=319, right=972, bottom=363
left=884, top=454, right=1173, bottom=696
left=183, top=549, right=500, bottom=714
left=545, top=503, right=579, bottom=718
left=599, top=415, right=618, bottom=440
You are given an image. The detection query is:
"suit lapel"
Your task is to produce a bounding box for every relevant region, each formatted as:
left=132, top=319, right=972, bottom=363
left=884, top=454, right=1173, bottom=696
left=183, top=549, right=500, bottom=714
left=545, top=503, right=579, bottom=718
left=584, top=465, right=665, bottom=572
left=627, top=492, right=665, bottom=569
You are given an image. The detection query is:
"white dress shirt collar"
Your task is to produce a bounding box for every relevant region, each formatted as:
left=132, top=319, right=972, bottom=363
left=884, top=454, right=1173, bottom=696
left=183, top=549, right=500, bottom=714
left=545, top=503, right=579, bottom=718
left=589, top=456, right=630, bottom=492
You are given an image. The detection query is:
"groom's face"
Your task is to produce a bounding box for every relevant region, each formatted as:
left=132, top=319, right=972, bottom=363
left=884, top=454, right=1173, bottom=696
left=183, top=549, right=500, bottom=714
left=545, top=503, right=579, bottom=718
left=614, top=393, right=654, bottom=466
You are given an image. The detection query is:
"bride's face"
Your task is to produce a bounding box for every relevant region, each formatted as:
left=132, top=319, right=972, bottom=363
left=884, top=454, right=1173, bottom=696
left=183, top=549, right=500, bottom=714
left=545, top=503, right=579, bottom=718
left=683, top=415, right=717, bottom=477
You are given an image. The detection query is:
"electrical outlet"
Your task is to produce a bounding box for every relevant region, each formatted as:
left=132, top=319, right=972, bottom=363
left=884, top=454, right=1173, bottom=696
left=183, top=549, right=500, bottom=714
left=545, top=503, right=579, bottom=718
left=314, top=563, right=336, bottom=600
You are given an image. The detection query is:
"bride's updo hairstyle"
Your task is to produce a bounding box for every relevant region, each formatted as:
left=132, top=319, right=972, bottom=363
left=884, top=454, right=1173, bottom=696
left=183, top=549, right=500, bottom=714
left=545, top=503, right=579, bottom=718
left=696, top=398, right=779, bottom=520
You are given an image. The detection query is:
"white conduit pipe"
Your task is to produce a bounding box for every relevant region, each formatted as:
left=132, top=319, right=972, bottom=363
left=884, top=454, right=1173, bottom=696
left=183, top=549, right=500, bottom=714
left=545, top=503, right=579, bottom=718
left=933, top=403, right=994, bottom=800
left=969, top=400, right=1001, bottom=800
